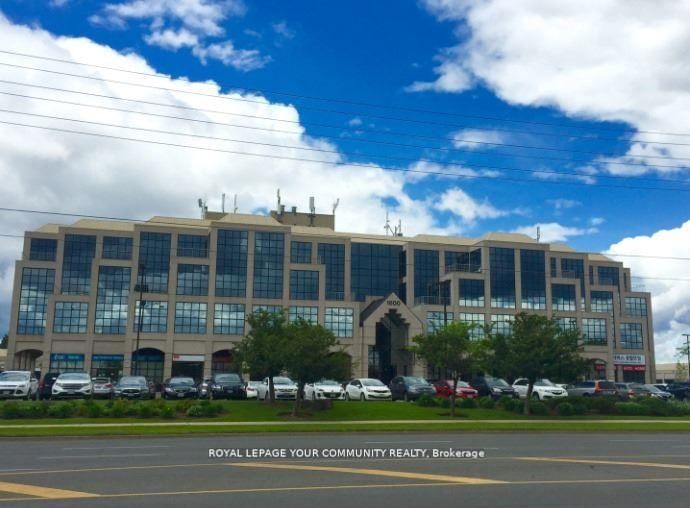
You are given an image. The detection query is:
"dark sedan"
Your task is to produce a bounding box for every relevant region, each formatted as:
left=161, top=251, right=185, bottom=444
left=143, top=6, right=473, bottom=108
left=667, top=382, right=690, bottom=400
left=209, top=373, right=246, bottom=400
left=389, top=376, right=435, bottom=401
left=114, top=376, right=154, bottom=399
left=37, top=372, right=60, bottom=400
left=470, top=376, right=517, bottom=399
left=162, top=377, right=199, bottom=399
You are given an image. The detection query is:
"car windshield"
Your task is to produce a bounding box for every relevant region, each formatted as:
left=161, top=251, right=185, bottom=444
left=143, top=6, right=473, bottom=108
left=273, top=377, right=293, bottom=385
left=535, top=379, right=555, bottom=387
left=0, top=372, right=29, bottom=382
left=644, top=384, right=663, bottom=393
left=216, top=374, right=241, bottom=383
left=170, top=378, right=194, bottom=386
left=404, top=377, right=429, bottom=386
left=487, top=378, right=510, bottom=388
left=119, top=377, right=146, bottom=386
left=59, top=373, right=90, bottom=381
left=362, top=379, right=384, bottom=387
left=316, top=380, right=340, bottom=386
left=456, top=381, right=470, bottom=388
left=598, top=381, right=616, bottom=389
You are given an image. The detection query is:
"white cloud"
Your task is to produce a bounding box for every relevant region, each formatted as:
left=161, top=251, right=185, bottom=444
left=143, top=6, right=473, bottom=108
left=589, top=217, right=605, bottom=226
left=450, top=128, right=507, bottom=150
left=414, top=0, right=690, bottom=176
left=408, top=160, right=502, bottom=180
left=511, top=222, right=598, bottom=243
left=434, top=187, right=508, bottom=224
left=348, top=117, right=362, bottom=127
left=271, top=21, right=295, bottom=40
left=92, top=0, right=269, bottom=70
left=547, top=198, right=581, bottom=210
left=0, top=14, right=500, bottom=333
left=607, top=221, right=690, bottom=362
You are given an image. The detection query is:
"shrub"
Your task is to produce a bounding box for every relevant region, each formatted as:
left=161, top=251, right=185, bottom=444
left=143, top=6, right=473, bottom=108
left=86, top=403, right=103, bottom=418
left=175, top=399, right=195, bottom=414
left=557, top=402, right=574, bottom=416
left=438, top=397, right=451, bottom=409
left=499, top=397, right=521, bottom=413
left=545, top=397, right=573, bottom=410
left=108, top=400, right=129, bottom=418
left=588, top=396, right=617, bottom=415
left=477, top=397, right=495, bottom=409
left=637, top=397, right=673, bottom=417
left=186, top=404, right=205, bottom=417
left=459, top=398, right=477, bottom=409
left=1, top=401, right=22, bottom=419
left=416, top=394, right=437, bottom=407
left=529, top=401, right=548, bottom=416
left=615, top=402, right=650, bottom=416
left=47, top=402, right=75, bottom=418
left=160, top=405, right=175, bottom=419
left=496, top=395, right=513, bottom=408
left=571, top=403, right=587, bottom=415
left=137, top=403, right=154, bottom=418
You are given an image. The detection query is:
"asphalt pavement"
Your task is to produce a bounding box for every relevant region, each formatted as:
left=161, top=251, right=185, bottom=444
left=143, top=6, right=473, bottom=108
left=0, top=432, right=689, bottom=507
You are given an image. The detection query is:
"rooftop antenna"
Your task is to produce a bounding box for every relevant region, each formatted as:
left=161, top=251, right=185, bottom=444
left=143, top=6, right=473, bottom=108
left=197, top=198, right=207, bottom=219
left=233, top=194, right=238, bottom=213
left=309, top=196, right=316, bottom=215
left=536, top=226, right=541, bottom=242
left=276, top=189, right=281, bottom=212
left=384, top=211, right=394, bottom=236
left=395, top=219, right=403, bottom=237
left=332, top=198, right=340, bottom=215
left=222, top=193, right=226, bottom=213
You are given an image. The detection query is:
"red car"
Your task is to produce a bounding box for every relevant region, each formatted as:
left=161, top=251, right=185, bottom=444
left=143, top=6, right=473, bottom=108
left=432, top=380, right=479, bottom=399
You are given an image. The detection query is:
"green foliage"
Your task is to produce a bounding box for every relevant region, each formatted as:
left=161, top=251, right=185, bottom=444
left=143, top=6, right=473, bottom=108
left=174, top=399, right=195, bottom=414
left=557, top=402, right=574, bottom=416
left=496, top=395, right=513, bottom=408
left=571, top=403, right=587, bottom=415
left=237, top=310, right=288, bottom=380
left=86, top=403, right=103, bottom=418
left=160, top=405, right=175, bottom=419
left=185, top=402, right=224, bottom=418
left=587, top=396, right=617, bottom=414
left=47, top=402, right=75, bottom=418
left=415, top=394, right=438, bottom=407
left=137, top=403, right=154, bottom=418
left=615, top=402, right=649, bottom=416
left=477, top=397, right=495, bottom=409
left=438, top=397, right=451, bottom=409
left=1, top=401, right=22, bottom=418
left=108, top=400, right=130, bottom=418
left=529, top=401, right=548, bottom=416
left=459, top=397, right=477, bottom=409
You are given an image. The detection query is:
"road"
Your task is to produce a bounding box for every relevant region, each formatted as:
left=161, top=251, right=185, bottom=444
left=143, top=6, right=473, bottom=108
left=0, top=432, right=689, bottom=507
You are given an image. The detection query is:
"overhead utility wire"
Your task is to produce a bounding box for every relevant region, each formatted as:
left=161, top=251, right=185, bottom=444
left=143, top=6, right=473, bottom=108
left=4, top=48, right=690, bottom=139
left=5, top=61, right=690, bottom=152
left=3, top=118, right=690, bottom=194
left=3, top=107, right=689, bottom=186
left=4, top=91, right=690, bottom=173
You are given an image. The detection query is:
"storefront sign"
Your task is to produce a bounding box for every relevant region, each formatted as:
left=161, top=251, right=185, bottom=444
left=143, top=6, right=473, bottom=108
left=92, top=354, right=124, bottom=362
left=49, top=353, right=84, bottom=361
left=613, top=354, right=645, bottom=366
left=173, top=354, right=204, bottom=362
left=622, top=366, right=646, bottom=372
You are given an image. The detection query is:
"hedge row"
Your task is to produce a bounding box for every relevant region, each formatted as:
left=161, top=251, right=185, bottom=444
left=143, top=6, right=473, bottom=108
left=0, top=399, right=226, bottom=419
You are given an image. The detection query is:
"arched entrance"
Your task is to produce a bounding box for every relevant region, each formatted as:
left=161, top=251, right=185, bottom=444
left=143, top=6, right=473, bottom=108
left=131, top=348, right=164, bottom=383
left=212, top=349, right=234, bottom=374
left=14, top=349, right=42, bottom=373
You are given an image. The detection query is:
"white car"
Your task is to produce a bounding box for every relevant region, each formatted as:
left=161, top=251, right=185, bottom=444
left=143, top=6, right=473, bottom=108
left=52, top=372, right=93, bottom=399
left=0, top=371, right=39, bottom=400
left=245, top=381, right=261, bottom=399
left=304, top=379, right=346, bottom=401
left=257, top=376, right=298, bottom=400
left=512, top=378, right=568, bottom=400
left=345, top=378, right=392, bottom=401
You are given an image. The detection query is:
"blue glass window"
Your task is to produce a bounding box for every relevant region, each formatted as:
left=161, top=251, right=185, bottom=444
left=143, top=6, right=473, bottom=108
left=252, top=305, right=282, bottom=315
left=95, top=266, right=130, bottom=334
left=459, top=279, right=484, bottom=307
left=53, top=302, right=88, bottom=333
left=254, top=232, right=285, bottom=299
left=213, top=303, right=245, bottom=335
left=289, top=270, right=319, bottom=300
left=318, top=243, right=345, bottom=300
left=17, top=267, right=55, bottom=335
left=176, top=264, right=209, bottom=296
left=620, top=323, right=643, bottom=349
left=582, top=318, right=607, bottom=345
left=61, top=234, right=96, bottom=295
left=138, top=232, right=171, bottom=293
left=49, top=353, right=85, bottom=373
left=324, top=307, right=353, bottom=337
left=175, top=302, right=207, bottom=334
left=561, top=258, right=586, bottom=310
left=351, top=243, right=402, bottom=302
left=520, top=249, right=546, bottom=310
left=490, top=247, right=515, bottom=309
left=491, top=314, right=513, bottom=336
left=459, top=312, right=485, bottom=339
left=177, top=234, right=208, bottom=258
left=289, top=306, right=318, bottom=324
left=597, top=266, right=620, bottom=286
left=445, top=249, right=481, bottom=273
left=556, top=317, right=578, bottom=332
left=414, top=249, right=439, bottom=302
left=133, top=301, right=168, bottom=333
left=550, top=257, right=557, bottom=277
left=427, top=311, right=453, bottom=332
left=290, top=241, right=312, bottom=264
left=625, top=297, right=647, bottom=317
left=591, top=290, right=613, bottom=313
left=215, top=230, right=248, bottom=297
left=29, top=238, right=57, bottom=261
left=552, top=284, right=576, bottom=311
left=102, top=236, right=132, bottom=260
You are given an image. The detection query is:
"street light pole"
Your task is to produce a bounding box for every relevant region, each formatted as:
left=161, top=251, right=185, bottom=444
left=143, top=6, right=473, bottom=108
left=683, top=333, right=690, bottom=380
left=134, top=263, right=146, bottom=377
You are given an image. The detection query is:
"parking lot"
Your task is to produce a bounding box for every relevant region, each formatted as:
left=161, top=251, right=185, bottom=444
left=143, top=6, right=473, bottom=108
left=0, top=432, right=689, bottom=507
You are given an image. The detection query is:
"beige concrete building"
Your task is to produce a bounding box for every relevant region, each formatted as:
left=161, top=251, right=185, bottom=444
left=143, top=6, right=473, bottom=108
left=6, top=207, right=655, bottom=384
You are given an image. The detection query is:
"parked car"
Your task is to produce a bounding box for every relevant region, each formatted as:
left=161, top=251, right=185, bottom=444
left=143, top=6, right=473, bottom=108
left=304, top=379, right=346, bottom=400
left=0, top=371, right=39, bottom=400
left=257, top=377, right=298, bottom=400
left=245, top=381, right=261, bottom=399
left=209, top=373, right=246, bottom=400
left=653, top=383, right=670, bottom=392
left=667, top=382, right=690, bottom=400
left=470, top=376, right=517, bottom=399
left=432, top=380, right=478, bottom=399
left=162, top=377, right=199, bottom=399
left=52, top=372, right=93, bottom=399
left=637, top=384, right=673, bottom=401
left=344, top=378, right=392, bottom=401
left=114, top=376, right=153, bottom=399
left=38, top=372, right=60, bottom=400
left=389, top=376, right=435, bottom=401
left=92, top=377, right=114, bottom=399
left=512, top=378, right=568, bottom=400
left=615, top=382, right=638, bottom=399
left=566, top=380, right=617, bottom=397
left=197, top=377, right=212, bottom=399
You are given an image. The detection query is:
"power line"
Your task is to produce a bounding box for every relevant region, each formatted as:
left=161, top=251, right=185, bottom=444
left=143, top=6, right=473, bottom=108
left=5, top=90, right=690, bottom=174
left=3, top=118, right=690, bottom=193
left=5, top=48, right=690, bottom=139
left=4, top=60, right=690, bottom=153
left=4, top=107, right=690, bottom=186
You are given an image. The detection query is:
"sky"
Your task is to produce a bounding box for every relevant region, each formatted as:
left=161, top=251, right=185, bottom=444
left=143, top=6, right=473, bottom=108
left=0, top=0, right=689, bottom=362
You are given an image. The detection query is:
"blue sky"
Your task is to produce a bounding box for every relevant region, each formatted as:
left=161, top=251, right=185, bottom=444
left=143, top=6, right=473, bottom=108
left=1, top=1, right=689, bottom=360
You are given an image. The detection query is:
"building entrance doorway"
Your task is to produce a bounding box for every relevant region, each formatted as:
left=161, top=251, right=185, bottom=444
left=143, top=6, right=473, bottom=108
left=171, top=354, right=205, bottom=382
left=367, top=311, right=410, bottom=384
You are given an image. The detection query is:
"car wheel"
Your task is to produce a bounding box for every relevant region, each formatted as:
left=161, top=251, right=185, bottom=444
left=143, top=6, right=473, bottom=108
left=532, top=392, right=540, bottom=400
left=583, top=393, right=591, bottom=397
left=360, top=393, right=365, bottom=401
left=311, top=392, right=316, bottom=401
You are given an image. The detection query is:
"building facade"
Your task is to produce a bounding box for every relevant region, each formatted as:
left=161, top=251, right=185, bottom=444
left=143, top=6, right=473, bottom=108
left=7, top=208, right=655, bottom=384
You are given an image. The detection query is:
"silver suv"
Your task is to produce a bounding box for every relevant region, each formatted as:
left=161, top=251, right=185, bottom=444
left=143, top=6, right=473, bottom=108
left=52, top=372, right=93, bottom=399
left=567, top=380, right=617, bottom=397
left=0, top=371, right=39, bottom=400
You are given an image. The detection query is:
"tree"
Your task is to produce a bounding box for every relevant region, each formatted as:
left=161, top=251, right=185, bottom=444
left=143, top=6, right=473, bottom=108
left=488, top=312, right=589, bottom=415
left=0, top=334, right=7, bottom=349
left=675, top=361, right=689, bottom=382
left=411, top=321, right=488, bottom=417
left=283, top=319, right=346, bottom=416
left=236, top=310, right=288, bottom=403
left=676, top=338, right=690, bottom=380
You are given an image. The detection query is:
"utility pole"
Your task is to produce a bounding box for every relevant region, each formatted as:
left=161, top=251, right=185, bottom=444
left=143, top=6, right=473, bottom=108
left=683, top=333, right=690, bottom=380
left=134, top=263, right=147, bottom=376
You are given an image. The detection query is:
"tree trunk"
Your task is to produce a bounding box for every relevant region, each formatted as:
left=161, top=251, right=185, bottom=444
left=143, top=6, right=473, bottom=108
left=450, top=377, right=458, bottom=418
left=293, top=381, right=304, bottom=417
left=524, top=382, right=533, bottom=415
left=268, top=377, right=276, bottom=404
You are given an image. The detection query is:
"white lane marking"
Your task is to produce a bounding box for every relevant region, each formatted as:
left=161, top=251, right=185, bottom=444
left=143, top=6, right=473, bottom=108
left=0, top=468, right=36, bottom=472
left=364, top=440, right=452, bottom=444
left=62, top=445, right=170, bottom=450
left=39, top=453, right=161, bottom=460
left=610, top=439, right=678, bottom=443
